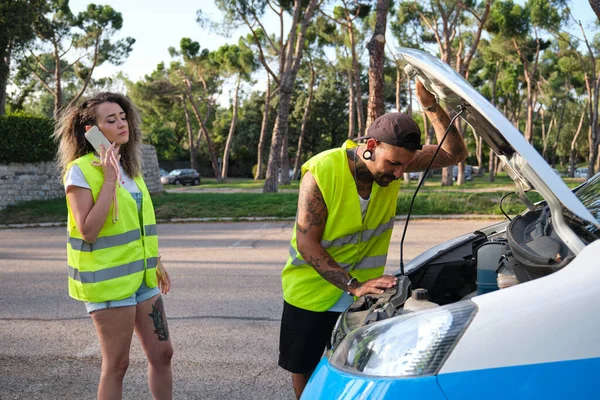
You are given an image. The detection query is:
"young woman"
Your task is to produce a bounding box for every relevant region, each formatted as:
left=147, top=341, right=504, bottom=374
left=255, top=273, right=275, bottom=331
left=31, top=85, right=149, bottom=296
left=54, top=92, right=173, bottom=400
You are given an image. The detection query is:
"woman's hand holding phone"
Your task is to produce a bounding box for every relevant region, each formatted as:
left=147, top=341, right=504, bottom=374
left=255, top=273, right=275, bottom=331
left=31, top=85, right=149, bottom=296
left=98, top=142, right=120, bottom=185
left=87, top=127, right=122, bottom=223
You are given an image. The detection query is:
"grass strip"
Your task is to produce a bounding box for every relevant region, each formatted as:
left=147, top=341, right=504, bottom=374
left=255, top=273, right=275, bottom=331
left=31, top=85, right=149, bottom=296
left=0, top=189, right=545, bottom=226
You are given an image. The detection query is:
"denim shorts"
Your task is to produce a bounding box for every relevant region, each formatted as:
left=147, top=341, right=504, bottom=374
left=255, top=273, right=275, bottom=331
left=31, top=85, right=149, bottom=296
left=84, top=280, right=160, bottom=314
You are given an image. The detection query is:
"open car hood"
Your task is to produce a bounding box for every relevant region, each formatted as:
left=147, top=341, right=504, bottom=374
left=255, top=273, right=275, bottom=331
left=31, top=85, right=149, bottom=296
left=398, top=48, right=598, bottom=249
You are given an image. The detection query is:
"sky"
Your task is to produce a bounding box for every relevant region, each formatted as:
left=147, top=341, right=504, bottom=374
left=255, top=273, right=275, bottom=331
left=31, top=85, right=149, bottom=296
left=68, top=0, right=597, bottom=96
left=68, top=0, right=281, bottom=82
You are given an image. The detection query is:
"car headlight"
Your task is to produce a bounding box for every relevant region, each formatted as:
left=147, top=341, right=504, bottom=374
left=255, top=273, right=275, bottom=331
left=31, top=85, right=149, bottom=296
left=329, top=301, right=477, bottom=377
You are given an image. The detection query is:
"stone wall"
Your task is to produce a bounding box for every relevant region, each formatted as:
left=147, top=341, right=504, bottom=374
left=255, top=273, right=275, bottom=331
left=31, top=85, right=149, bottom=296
left=140, top=144, right=162, bottom=194
left=0, top=161, right=63, bottom=210
left=0, top=145, right=162, bottom=210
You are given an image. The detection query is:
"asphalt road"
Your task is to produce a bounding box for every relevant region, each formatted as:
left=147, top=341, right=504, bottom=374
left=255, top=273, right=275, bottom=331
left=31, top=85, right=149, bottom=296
left=0, top=219, right=498, bottom=399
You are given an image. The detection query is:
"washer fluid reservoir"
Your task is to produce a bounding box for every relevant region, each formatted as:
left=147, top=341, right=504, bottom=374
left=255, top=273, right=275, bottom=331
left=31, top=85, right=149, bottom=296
left=403, top=288, right=438, bottom=313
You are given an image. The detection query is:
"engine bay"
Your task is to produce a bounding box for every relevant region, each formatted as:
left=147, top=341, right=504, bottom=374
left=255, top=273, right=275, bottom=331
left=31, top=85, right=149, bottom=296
left=332, top=205, right=577, bottom=348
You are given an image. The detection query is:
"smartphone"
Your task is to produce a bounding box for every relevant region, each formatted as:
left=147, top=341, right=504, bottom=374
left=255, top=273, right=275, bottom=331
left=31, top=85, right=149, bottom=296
left=84, top=126, right=112, bottom=154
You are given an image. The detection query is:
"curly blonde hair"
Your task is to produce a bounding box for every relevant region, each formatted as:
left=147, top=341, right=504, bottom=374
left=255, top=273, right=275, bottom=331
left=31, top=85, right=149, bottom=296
left=53, top=92, right=143, bottom=178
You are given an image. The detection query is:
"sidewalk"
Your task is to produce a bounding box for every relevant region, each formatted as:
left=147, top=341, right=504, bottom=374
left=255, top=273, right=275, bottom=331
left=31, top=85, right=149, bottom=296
left=165, top=187, right=299, bottom=194
left=0, top=214, right=505, bottom=229
left=165, top=186, right=516, bottom=194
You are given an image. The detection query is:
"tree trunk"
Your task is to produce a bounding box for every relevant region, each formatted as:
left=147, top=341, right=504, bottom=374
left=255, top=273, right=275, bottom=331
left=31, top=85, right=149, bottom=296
left=441, top=107, right=454, bottom=186
left=264, top=114, right=282, bottom=191
left=588, top=82, right=600, bottom=178
left=280, top=127, right=291, bottom=185
left=365, top=0, right=389, bottom=129
left=348, top=69, right=356, bottom=139
left=293, top=66, right=315, bottom=180
left=569, top=108, right=586, bottom=177
left=406, top=71, right=412, bottom=117
left=472, top=131, right=483, bottom=171
left=183, top=76, right=221, bottom=181
left=524, top=81, right=534, bottom=143
left=0, top=41, right=11, bottom=117
left=182, top=98, right=197, bottom=171
left=455, top=119, right=466, bottom=185
left=488, top=150, right=496, bottom=182
left=541, top=111, right=554, bottom=161
left=491, top=60, right=499, bottom=107
left=395, top=64, right=402, bottom=112
left=514, top=96, right=522, bottom=129
left=53, top=40, right=62, bottom=118
left=263, top=0, right=318, bottom=193
left=441, top=166, right=453, bottom=186
left=512, top=37, right=538, bottom=144
left=348, top=18, right=365, bottom=136
left=552, top=103, right=567, bottom=168
left=489, top=60, right=499, bottom=182
left=221, top=76, right=241, bottom=180
left=256, top=73, right=271, bottom=180
left=470, top=124, right=483, bottom=171
left=67, top=36, right=102, bottom=110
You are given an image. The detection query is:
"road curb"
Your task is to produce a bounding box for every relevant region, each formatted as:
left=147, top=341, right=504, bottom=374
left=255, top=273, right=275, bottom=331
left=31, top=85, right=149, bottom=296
left=0, top=214, right=505, bottom=229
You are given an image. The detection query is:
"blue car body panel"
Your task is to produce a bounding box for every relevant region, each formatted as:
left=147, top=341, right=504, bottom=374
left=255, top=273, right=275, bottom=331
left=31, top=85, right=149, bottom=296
left=302, top=357, right=600, bottom=400
left=301, top=358, right=447, bottom=400
left=438, top=357, right=600, bottom=400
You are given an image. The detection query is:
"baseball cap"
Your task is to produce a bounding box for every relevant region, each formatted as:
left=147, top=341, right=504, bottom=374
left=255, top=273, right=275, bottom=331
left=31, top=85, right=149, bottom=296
left=356, top=113, right=422, bottom=151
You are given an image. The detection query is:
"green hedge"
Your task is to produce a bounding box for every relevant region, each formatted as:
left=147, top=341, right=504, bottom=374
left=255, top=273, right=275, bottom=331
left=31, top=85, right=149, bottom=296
left=0, top=115, right=56, bottom=163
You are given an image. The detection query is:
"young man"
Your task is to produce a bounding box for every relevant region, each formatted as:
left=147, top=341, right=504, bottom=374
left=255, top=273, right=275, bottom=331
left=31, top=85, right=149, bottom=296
left=278, top=81, right=468, bottom=399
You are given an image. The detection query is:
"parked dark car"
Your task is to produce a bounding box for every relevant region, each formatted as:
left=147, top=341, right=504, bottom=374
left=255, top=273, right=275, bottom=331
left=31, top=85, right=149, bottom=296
left=160, top=169, right=200, bottom=185
left=452, top=164, right=473, bottom=181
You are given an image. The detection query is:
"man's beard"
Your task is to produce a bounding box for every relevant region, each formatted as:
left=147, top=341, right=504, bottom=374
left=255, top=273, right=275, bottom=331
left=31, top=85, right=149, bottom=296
left=373, top=172, right=396, bottom=187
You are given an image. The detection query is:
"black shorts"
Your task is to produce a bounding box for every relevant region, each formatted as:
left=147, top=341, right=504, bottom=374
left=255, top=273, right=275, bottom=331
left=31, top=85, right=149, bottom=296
left=278, top=300, right=341, bottom=374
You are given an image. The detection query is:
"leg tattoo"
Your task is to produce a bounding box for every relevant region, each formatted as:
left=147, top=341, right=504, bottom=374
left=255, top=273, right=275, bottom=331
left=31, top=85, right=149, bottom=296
left=148, top=296, right=170, bottom=341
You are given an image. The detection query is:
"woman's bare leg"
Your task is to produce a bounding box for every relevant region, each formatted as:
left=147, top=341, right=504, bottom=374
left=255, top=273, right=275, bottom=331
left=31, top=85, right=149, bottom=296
left=90, top=306, right=136, bottom=400
left=135, top=294, right=173, bottom=400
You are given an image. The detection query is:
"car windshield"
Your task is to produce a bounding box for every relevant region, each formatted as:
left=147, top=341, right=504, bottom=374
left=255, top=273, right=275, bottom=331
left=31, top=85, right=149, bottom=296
left=168, top=170, right=181, bottom=176
left=566, top=173, right=600, bottom=240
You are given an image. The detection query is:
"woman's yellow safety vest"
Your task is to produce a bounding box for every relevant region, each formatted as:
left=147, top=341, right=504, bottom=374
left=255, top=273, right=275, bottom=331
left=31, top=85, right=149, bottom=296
left=65, top=153, right=159, bottom=302
left=282, top=140, right=401, bottom=312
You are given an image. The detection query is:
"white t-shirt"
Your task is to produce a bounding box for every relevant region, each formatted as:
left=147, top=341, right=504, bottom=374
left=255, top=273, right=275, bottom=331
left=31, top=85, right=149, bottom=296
left=359, top=194, right=370, bottom=220
left=64, top=164, right=142, bottom=211
left=327, top=193, right=371, bottom=313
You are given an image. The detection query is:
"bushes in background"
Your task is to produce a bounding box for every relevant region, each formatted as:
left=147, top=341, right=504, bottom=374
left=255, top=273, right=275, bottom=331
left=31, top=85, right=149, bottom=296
left=0, top=115, right=56, bottom=163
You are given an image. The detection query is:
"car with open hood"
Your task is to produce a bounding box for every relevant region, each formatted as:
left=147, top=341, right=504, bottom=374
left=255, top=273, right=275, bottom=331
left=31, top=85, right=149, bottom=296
left=301, top=48, right=600, bottom=400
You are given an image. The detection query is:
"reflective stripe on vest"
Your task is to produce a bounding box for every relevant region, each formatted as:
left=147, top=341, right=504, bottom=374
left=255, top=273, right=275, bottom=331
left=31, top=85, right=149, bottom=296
left=281, top=140, right=400, bottom=312
left=69, top=224, right=157, bottom=252
left=290, top=215, right=395, bottom=267
left=319, top=216, right=395, bottom=248
left=69, top=229, right=141, bottom=252
left=145, top=224, right=157, bottom=236
left=65, top=153, right=159, bottom=302
left=288, top=245, right=388, bottom=271
left=68, top=257, right=157, bottom=283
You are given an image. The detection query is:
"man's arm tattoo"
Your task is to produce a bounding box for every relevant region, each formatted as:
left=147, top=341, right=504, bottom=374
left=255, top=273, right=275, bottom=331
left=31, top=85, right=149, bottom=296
left=296, top=184, right=326, bottom=235
left=302, top=250, right=351, bottom=291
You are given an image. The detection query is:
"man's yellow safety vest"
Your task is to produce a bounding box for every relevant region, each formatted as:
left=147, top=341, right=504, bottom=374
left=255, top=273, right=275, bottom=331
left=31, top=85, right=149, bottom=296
left=282, top=140, right=401, bottom=312
left=65, top=152, right=158, bottom=302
